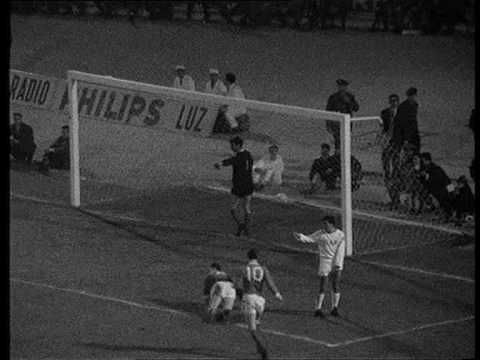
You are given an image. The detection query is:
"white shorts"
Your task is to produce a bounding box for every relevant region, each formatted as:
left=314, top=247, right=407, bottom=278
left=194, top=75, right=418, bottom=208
left=211, top=281, right=236, bottom=299
left=318, top=259, right=333, bottom=277
left=242, top=294, right=266, bottom=316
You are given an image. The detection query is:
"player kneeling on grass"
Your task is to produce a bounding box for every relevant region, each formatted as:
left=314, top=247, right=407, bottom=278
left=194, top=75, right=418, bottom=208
left=293, top=215, right=345, bottom=318
left=239, top=249, right=283, bottom=360
left=203, top=262, right=236, bottom=323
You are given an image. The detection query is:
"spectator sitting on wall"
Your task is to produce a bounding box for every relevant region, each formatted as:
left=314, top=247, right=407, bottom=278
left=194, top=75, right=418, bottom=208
left=212, top=72, right=250, bottom=134
left=10, top=112, right=36, bottom=163
left=253, top=144, right=285, bottom=192
left=452, top=175, right=475, bottom=226
left=38, top=125, right=70, bottom=174
left=419, top=152, right=454, bottom=222
left=172, top=65, right=196, bottom=91
left=307, top=143, right=337, bottom=193
left=204, top=68, right=227, bottom=96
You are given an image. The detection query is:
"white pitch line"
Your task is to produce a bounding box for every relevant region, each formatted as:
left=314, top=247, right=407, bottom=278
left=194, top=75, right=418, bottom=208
left=10, top=193, right=67, bottom=207
left=201, top=184, right=471, bottom=236
left=10, top=278, right=189, bottom=317
left=235, top=323, right=333, bottom=347
left=328, top=316, right=475, bottom=348
left=356, top=260, right=475, bottom=283
left=14, top=194, right=470, bottom=284
left=10, top=277, right=334, bottom=347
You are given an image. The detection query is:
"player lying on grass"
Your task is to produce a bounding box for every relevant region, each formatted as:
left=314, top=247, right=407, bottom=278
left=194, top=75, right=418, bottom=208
left=239, top=249, right=283, bottom=360
left=293, top=215, right=345, bottom=318
left=214, top=136, right=254, bottom=236
left=203, top=262, right=236, bottom=323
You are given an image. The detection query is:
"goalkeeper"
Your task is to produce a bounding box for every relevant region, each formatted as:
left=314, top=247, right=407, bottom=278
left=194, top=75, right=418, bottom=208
left=293, top=215, right=345, bottom=318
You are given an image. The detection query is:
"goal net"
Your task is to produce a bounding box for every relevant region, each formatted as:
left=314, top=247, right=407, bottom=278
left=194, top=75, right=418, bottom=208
left=66, top=70, right=473, bottom=257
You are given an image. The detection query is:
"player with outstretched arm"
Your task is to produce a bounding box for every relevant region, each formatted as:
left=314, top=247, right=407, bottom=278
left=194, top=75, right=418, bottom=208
left=214, top=136, right=254, bottom=236
left=239, top=249, right=283, bottom=360
left=293, top=215, right=345, bottom=318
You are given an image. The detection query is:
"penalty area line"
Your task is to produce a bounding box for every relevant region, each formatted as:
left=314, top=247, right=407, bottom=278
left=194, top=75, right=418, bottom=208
left=328, top=316, right=475, bottom=348
left=199, top=184, right=471, bottom=237
left=10, top=278, right=189, bottom=317
left=9, top=277, right=335, bottom=347
left=355, top=259, right=475, bottom=284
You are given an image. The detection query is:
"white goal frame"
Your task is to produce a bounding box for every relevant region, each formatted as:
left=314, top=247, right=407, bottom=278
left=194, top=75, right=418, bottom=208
left=67, top=70, right=379, bottom=257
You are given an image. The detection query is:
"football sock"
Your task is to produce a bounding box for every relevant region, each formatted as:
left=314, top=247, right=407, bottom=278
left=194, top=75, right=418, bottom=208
left=244, top=212, right=251, bottom=230
left=317, top=293, right=325, bottom=310
left=332, top=292, right=340, bottom=308
left=230, top=209, right=241, bottom=226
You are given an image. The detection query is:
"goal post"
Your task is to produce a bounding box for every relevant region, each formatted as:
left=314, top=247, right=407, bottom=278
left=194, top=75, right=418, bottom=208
left=66, top=69, right=381, bottom=258
left=68, top=74, right=81, bottom=208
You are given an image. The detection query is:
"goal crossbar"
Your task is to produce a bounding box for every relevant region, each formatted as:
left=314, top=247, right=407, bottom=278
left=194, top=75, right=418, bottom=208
left=67, top=70, right=344, bottom=121
left=67, top=70, right=380, bottom=257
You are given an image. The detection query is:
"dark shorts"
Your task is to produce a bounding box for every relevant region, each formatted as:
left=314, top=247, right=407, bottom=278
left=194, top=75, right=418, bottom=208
left=232, top=183, right=254, bottom=198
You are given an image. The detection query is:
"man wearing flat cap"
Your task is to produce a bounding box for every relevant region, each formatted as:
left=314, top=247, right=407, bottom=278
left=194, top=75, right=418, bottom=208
left=204, top=68, right=227, bottom=96
left=10, top=112, right=36, bottom=163
left=172, top=65, right=196, bottom=91
left=325, top=79, right=360, bottom=153
left=392, top=87, right=420, bottom=153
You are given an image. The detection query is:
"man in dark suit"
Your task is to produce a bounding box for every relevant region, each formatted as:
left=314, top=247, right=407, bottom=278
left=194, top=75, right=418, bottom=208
left=10, top=112, right=36, bottom=163
left=325, top=79, right=360, bottom=153
left=378, top=94, right=401, bottom=206
left=392, top=87, right=420, bottom=153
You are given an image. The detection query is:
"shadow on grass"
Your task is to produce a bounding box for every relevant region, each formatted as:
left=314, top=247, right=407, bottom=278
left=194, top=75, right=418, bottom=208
left=78, top=341, right=234, bottom=359
left=147, top=297, right=245, bottom=325
left=347, top=258, right=475, bottom=314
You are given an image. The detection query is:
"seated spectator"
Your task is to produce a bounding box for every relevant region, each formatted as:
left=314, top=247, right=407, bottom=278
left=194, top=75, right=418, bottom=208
left=452, top=175, right=474, bottom=225
left=38, top=125, right=70, bottom=174
left=397, top=147, right=428, bottom=214
left=328, top=152, right=363, bottom=192
left=253, top=144, right=284, bottom=191
left=419, top=152, right=454, bottom=222
left=308, top=143, right=336, bottom=193
left=212, top=72, right=249, bottom=134
left=10, top=112, right=36, bottom=163
left=308, top=145, right=363, bottom=193
left=172, top=65, right=196, bottom=91
left=204, top=68, right=227, bottom=96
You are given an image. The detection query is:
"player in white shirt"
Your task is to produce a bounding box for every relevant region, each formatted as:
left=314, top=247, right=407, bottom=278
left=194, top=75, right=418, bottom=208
left=253, top=144, right=285, bottom=191
left=293, top=215, right=345, bottom=318
left=172, top=65, right=196, bottom=91
left=204, top=68, right=227, bottom=96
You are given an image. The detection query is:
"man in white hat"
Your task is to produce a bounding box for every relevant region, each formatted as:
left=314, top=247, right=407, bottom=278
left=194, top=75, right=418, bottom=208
left=204, top=68, right=227, bottom=96
left=172, top=65, right=196, bottom=91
